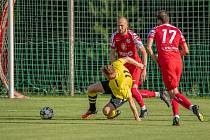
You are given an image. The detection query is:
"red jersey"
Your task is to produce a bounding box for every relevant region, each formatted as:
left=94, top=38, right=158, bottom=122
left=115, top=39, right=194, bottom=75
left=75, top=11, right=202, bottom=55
left=148, top=24, right=186, bottom=63
left=110, top=30, right=143, bottom=68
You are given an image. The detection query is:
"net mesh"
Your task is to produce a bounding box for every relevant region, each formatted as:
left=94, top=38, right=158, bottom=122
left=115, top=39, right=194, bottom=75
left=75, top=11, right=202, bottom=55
left=0, top=0, right=209, bottom=96
left=0, top=0, right=9, bottom=94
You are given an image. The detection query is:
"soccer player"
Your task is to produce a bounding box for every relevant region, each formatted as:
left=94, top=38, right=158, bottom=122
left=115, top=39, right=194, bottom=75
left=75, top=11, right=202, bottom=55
left=147, top=10, right=204, bottom=125
left=81, top=57, right=143, bottom=121
left=110, top=16, right=170, bottom=118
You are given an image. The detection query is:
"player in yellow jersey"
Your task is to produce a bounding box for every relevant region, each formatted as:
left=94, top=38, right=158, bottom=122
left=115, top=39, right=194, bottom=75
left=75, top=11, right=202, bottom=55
left=81, top=57, right=144, bottom=121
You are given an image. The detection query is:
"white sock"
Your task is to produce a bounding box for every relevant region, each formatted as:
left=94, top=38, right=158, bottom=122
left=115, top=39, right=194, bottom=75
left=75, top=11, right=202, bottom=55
left=141, top=105, right=146, bottom=110
left=155, top=92, right=160, bottom=97
left=174, top=115, right=180, bottom=118
left=189, top=105, right=194, bottom=111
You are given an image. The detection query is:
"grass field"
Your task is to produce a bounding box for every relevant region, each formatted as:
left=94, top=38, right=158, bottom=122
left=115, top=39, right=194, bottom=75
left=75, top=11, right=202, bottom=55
left=0, top=95, right=210, bottom=140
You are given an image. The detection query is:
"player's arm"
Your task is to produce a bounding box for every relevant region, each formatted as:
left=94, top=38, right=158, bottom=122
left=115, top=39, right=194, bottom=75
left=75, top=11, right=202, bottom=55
left=110, top=48, right=116, bottom=63
left=127, top=96, right=141, bottom=121
left=139, top=46, right=147, bottom=82
left=180, top=42, right=189, bottom=56
left=122, top=56, right=144, bottom=69
left=110, top=33, right=117, bottom=63
left=147, top=38, right=158, bottom=64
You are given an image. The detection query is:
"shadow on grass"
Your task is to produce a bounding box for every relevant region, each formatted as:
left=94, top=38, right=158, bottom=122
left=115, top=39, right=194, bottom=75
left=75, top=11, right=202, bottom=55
left=0, top=116, right=208, bottom=127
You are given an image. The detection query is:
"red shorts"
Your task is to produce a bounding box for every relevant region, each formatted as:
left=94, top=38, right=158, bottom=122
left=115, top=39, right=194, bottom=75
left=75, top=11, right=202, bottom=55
left=159, top=60, right=182, bottom=91
left=126, top=65, right=142, bottom=86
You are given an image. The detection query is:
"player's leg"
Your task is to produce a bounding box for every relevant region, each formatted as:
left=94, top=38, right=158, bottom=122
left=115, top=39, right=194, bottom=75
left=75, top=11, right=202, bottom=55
left=171, top=99, right=180, bottom=125
left=130, top=68, right=148, bottom=118
left=81, top=81, right=105, bottom=119
left=139, top=89, right=170, bottom=107
left=169, top=88, right=204, bottom=122
left=103, top=97, right=125, bottom=119
left=14, top=90, right=30, bottom=99
left=139, top=89, right=156, bottom=98
left=163, top=61, right=204, bottom=123
left=131, top=84, right=148, bottom=118
left=160, top=61, right=181, bottom=125
left=137, top=65, right=169, bottom=107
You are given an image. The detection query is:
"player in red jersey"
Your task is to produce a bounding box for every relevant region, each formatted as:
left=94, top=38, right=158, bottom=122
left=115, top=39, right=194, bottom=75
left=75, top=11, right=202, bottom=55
left=110, top=16, right=170, bottom=119
left=147, top=10, right=204, bottom=125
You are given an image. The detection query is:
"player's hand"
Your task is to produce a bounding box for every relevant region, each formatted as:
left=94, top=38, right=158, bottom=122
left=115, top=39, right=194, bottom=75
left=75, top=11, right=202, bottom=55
left=138, top=63, right=144, bottom=69
left=141, top=70, right=147, bottom=82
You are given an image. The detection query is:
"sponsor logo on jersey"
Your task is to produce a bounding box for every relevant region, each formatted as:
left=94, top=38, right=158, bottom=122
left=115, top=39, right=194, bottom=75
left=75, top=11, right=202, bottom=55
left=126, top=38, right=130, bottom=43
left=119, top=51, right=133, bottom=57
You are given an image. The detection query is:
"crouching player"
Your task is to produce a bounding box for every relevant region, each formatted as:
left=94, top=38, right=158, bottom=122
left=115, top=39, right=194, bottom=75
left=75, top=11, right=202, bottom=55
left=81, top=57, right=144, bottom=121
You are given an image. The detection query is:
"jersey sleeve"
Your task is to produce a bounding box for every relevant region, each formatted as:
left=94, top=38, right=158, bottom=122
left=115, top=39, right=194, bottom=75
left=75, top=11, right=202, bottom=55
left=179, top=33, right=186, bottom=45
left=147, top=27, right=156, bottom=39
left=132, top=32, right=143, bottom=49
left=110, top=32, right=117, bottom=49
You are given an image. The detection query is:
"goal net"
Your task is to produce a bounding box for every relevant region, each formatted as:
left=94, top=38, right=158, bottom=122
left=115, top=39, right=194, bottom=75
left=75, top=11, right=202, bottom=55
left=1, top=0, right=209, bottom=96
left=0, top=0, right=9, bottom=95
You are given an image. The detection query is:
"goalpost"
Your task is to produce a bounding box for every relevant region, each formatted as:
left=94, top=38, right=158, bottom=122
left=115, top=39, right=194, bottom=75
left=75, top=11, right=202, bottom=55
left=1, top=0, right=29, bottom=99
left=0, top=0, right=15, bottom=98
left=0, top=0, right=73, bottom=97
left=8, top=0, right=14, bottom=98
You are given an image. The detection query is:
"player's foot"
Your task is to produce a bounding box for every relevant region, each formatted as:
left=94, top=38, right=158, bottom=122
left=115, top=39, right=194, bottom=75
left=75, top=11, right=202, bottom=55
left=15, top=94, right=30, bottom=99
left=107, top=110, right=121, bottom=119
left=81, top=110, right=97, bottom=119
left=139, top=109, right=148, bottom=119
left=172, top=116, right=180, bottom=126
left=14, top=91, right=30, bottom=99
left=192, top=105, right=204, bottom=122
left=160, top=89, right=170, bottom=107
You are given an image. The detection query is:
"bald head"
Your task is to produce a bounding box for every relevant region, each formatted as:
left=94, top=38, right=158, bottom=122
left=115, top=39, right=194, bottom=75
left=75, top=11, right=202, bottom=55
left=118, top=16, right=128, bottom=25
left=157, top=10, right=169, bottom=24
left=117, top=16, right=129, bottom=35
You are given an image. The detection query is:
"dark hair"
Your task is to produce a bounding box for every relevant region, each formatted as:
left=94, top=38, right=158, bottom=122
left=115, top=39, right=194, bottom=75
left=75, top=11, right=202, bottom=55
left=157, top=10, right=169, bottom=23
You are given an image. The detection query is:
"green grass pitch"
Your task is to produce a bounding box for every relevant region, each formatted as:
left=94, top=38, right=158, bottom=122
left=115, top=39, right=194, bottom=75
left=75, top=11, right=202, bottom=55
left=0, top=96, right=210, bottom=140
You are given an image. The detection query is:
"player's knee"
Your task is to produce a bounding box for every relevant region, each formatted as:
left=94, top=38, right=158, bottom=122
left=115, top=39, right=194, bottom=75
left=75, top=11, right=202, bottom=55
left=87, top=85, right=93, bottom=93
left=103, top=106, right=110, bottom=116
left=87, top=82, right=103, bottom=93
left=103, top=104, right=114, bottom=116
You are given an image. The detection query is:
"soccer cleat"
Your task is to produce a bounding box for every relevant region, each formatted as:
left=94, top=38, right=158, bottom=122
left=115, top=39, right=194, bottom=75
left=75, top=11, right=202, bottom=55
left=172, top=116, right=180, bottom=126
left=107, top=110, right=121, bottom=119
left=81, top=110, right=97, bottom=119
left=139, top=109, right=148, bottom=118
left=192, top=105, right=204, bottom=122
left=160, top=89, right=170, bottom=107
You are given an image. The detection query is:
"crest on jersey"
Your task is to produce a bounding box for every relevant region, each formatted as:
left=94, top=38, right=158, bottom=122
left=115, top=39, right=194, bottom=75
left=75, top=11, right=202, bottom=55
left=126, top=39, right=130, bottom=43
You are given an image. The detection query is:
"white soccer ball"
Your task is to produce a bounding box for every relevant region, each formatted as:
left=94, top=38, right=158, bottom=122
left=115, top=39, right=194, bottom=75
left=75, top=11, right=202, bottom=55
left=40, top=107, right=54, bottom=119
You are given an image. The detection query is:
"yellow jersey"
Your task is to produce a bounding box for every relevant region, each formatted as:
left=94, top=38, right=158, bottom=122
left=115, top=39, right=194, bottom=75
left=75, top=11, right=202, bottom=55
left=109, top=58, right=133, bottom=100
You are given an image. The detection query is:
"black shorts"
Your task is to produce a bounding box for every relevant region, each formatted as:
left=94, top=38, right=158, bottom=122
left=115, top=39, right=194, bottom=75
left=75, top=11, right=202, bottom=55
left=101, top=80, right=127, bottom=108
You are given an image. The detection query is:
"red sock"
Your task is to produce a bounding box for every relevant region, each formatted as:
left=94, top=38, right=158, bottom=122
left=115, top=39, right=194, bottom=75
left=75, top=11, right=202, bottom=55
left=139, top=89, right=156, bottom=98
left=131, top=88, right=144, bottom=107
left=171, top=98, right=179, bottom=116
left=174, top=93, right=192, bottom=110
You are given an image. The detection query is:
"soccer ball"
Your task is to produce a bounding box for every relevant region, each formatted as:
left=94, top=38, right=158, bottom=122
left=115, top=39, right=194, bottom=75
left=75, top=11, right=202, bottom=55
left=40, top=107, right=54, bottom=119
